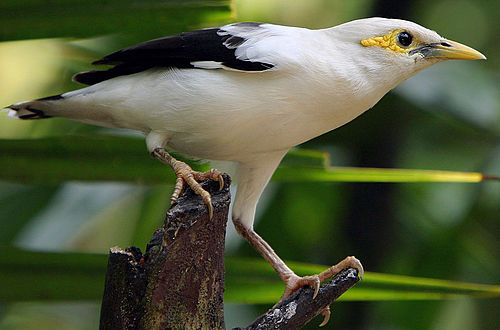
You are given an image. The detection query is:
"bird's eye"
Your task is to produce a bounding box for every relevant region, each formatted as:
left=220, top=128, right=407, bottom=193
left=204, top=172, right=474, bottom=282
left=397, top=31, right=413, bottom=47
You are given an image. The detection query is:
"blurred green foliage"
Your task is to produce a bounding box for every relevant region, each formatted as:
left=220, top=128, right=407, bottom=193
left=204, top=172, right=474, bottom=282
left=0, top=0, right=499, bottom=329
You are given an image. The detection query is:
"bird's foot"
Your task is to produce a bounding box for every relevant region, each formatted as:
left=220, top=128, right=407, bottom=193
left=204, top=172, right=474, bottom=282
left=171, top=164, right=224, bottom=219
left=152, top=148, right=224, bottom=219
left=282, top=256, right=363, bottom=299
left=234, top=224, right=363, bottom=327
left=281, top=256, right=363, bottom=326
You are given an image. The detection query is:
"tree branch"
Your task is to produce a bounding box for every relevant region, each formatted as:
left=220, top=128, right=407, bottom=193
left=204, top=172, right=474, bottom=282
left=240, top=267, right=361, bottom=329
left=99, top=174, right=231, bottom=329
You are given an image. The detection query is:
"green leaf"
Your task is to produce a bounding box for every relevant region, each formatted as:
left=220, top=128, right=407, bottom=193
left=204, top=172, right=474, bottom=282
left=272, top=166, right=486, bottom=183
left=0, top=136, right=495, bottom=184
left=0, top=247, right=107, bottom=302
left=1, top=248, right=499, bottom=303
left=225, top=258, right=500, bottom=304
left=0, top=135, right=178, bottom=184
left=0, top=0, right=232, bottom=42
left=279, top=148, right=329, bottom=168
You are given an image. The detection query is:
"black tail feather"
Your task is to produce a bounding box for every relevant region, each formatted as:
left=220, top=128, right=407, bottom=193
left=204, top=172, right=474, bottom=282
left=18, top=106, right=52, bottom=119
left=35, top=94, right=64, bottom=101
left=4, top=95, right=62, bottom=119
left=73, top=64, right=154, bottom=85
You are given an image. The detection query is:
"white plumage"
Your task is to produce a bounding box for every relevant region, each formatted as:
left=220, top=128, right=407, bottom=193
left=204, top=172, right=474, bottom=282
left=4, top=17, right=485, bottom=324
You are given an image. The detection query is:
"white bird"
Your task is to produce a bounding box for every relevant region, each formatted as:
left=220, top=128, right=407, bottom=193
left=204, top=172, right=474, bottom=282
left=4, top=17, right=485, bottom=324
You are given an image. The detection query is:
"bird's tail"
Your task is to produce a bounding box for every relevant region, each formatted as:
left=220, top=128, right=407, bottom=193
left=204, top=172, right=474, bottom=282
left=4, top=94, right=64, bottom=120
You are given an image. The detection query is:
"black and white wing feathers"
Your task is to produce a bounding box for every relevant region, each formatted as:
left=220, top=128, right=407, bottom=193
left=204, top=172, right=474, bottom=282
left=73, top=22, right=297, bottom=85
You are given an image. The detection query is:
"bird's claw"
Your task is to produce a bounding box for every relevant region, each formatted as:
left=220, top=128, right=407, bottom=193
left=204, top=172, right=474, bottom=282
left=321, top=256, right=364, bottom=280
left=282, top=256, right=363, bottom=300
left=319, top=305, right=331, bottom=327
left=170, top=162, right=223, bottom=219
left=152, top=148, right=223, bottom=219
left=280, top=256, right=364, bottom=326
left=282, top=274, right=321, bottom=300
left=193, top=168, right=224, bottom=191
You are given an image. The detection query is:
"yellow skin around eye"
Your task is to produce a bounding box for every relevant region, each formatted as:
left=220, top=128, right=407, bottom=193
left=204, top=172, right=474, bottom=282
left=360, top=29, right=409, bottom=53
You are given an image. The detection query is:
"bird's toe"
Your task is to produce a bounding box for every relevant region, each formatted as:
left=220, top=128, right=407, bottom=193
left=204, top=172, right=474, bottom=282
left=171, top=163, right=221, bottom=219
left=282, top=273, right=321, bottom=300
left=317, top=256, right=364, bottom=282
left=318, top=305, right=331, bottom=327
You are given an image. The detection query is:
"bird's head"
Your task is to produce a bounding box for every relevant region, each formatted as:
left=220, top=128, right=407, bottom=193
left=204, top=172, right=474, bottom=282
left=329, top=17, right=485, bottom=88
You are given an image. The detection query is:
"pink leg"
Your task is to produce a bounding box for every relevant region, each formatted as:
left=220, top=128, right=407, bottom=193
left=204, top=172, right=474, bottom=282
left=233, top=218, right=363, bottom=326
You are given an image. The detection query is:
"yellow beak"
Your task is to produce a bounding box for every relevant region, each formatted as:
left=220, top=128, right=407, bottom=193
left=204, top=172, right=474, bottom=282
left=428, top=40, right=486, bottom=60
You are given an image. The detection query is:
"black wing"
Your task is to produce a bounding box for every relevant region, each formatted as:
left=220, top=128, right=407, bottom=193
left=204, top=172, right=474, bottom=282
left=74, top=23, right=275, bottom=85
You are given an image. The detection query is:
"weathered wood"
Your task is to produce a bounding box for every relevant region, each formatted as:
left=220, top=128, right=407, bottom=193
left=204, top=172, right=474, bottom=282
left=99, top=246, right=147, bottom=329
left=139, top=174, right=230, bottom=329
left=99, top=174, right=231, bottom=329
left=240, top=267, right=361, bottom=329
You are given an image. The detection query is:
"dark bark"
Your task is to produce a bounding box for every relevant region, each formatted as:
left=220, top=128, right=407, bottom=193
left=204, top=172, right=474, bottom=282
left=238, top=267, right=361, bottom=329
left=99, top=174, right=231, bottom=329
left=99, top=246, right=147, bottom=329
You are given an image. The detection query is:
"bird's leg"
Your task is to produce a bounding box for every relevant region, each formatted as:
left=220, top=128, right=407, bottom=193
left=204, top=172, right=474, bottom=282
left=151, top=147, right=224, bottom=219
left=232, top=153, right=362, bottom=324
left=233, top=218, right=363, bottom=326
